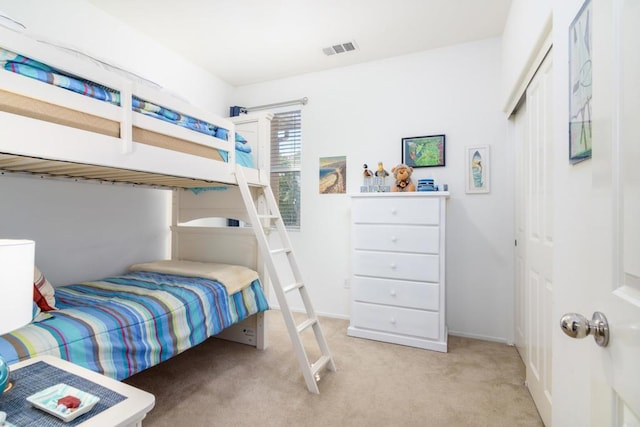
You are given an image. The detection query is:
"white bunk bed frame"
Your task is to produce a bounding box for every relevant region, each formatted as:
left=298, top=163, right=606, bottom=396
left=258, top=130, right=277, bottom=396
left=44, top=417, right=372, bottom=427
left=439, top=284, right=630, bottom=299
left=0, top=26, right=265, bottom=187
left=0, top=26, right=335, bottom=393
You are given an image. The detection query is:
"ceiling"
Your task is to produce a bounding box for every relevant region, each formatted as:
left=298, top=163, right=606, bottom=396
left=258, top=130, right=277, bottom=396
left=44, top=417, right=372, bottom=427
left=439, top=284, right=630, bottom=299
left=86, top=0, right=512, bottom=87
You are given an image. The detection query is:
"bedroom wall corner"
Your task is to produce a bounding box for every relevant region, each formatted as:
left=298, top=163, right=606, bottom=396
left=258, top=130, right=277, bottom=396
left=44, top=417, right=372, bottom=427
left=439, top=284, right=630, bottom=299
left=231, top=37, right=515, bottom=342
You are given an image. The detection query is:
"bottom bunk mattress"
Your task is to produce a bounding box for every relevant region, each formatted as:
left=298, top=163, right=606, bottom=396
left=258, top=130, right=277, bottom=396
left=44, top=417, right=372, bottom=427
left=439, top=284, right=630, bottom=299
left=0, top=270, right=269, bottom=380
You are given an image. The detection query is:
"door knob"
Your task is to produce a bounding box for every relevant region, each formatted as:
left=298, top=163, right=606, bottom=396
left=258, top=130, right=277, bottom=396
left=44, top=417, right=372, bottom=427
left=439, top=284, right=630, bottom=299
left=560, top=311, right=609, bottom=347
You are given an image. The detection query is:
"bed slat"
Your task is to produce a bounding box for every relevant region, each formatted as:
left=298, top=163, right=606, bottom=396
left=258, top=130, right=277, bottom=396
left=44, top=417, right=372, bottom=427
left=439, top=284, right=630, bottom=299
left=0, top=153, right=222, bottom=188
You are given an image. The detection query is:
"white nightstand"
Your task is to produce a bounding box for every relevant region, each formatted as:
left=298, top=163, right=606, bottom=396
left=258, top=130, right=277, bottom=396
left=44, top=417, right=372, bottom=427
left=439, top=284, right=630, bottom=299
left=4, top=355, right=155, bottom=426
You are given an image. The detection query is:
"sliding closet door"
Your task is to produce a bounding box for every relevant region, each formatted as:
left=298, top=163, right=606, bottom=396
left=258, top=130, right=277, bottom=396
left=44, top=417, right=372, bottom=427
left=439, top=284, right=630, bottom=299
left=515, top=51, right=554, bottom=426
left=514, top=100, right=528, bottom=361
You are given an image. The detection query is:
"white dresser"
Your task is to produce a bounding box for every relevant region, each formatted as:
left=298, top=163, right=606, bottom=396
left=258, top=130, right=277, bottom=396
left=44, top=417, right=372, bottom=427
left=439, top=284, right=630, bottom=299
left=347, top=192, right=448, bottom=352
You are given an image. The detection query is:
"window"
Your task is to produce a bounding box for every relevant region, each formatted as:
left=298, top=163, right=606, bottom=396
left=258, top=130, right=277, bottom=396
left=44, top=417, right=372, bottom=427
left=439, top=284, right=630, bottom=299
left=270, top=110, right=301, bottom=229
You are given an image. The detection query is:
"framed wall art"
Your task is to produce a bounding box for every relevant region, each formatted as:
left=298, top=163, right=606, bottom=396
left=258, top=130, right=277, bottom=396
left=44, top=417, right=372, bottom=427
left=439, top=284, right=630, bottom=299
left=465, top=145, right=490, bottom=194
left=319, top=155, right=346, bottom=194
left=569, top=0, right=592, bottom=164
left=401, top=134, right=445, bottom=168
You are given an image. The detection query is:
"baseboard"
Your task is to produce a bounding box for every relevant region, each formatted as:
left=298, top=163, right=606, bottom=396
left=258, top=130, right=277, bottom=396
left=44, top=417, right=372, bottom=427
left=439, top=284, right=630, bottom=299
left=268, top=304, right=350, bottom=321
left=447, top=330, right=510, bottom=345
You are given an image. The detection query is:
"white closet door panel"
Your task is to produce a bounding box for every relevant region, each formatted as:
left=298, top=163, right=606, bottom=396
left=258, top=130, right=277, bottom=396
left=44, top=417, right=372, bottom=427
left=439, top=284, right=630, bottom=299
left=352, top=277, right=440, bottom=311
left=351, top=302, right=440, bottom=339
left=353, top=224, right=439, bottom=253
left=352, top=197, right=440, bottom=225
left=353, top=252, right=439, bottom=282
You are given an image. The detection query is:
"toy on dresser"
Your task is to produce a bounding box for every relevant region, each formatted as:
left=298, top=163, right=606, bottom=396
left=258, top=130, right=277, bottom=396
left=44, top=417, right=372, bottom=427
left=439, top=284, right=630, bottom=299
left=362, top=164, right=373, bottom=187
left=374, top=162, right=389, bottom=182
left=391, top=163, right=415, bottom=192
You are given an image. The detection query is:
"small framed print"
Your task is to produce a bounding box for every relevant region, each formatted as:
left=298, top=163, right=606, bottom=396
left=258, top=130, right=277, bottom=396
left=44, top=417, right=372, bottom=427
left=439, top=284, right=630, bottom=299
left=401, top=135, right=445, bottom=168
left=319, top=155, right=346, bottom=194
left=465, top=145, right=490, bottom=194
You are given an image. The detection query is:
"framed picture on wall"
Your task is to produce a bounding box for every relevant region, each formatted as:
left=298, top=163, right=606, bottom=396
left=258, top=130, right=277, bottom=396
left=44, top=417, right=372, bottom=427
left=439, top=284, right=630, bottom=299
left=319, top=155, right=346, bottom=194
left=401, top=134, right=445, bottom=168
left=568, top=0, right=592, bottom=164
left=465, top=145, right=490, bottom=194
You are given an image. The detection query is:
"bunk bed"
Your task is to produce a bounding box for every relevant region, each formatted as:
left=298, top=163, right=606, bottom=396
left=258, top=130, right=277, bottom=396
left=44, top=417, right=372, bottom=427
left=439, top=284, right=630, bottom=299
left=0, top=24, right=275, bottom=382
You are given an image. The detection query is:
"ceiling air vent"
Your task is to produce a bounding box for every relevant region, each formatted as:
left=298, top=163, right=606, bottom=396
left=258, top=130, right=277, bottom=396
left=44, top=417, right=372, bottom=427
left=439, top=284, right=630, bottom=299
left=323, top=40, right=358, bottom=56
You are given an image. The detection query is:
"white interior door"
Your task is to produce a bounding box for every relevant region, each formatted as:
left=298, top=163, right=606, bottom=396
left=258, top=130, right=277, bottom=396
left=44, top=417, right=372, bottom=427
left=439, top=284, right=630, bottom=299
left=591, top=0, right=640, bottom=423
left=513, top=51, right=554, bottom=427
left=523, top=53, right=554, bottom=427
left=555, top=1, right=640, bottom=425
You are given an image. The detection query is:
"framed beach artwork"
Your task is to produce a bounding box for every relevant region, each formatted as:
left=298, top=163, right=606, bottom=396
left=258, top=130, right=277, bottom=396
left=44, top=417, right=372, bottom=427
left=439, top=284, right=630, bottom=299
left=465, top=145, right=490, bottom=194
left=402, top=135, right=445, bottom=168
left=319, top=156, right=346, bottom=194
left=569, top=0, right=592, bottom=164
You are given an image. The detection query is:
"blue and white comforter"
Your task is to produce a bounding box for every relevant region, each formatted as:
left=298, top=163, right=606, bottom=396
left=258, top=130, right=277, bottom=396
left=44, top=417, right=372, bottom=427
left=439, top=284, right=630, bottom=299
left=0, top=271, right=268, bottom=380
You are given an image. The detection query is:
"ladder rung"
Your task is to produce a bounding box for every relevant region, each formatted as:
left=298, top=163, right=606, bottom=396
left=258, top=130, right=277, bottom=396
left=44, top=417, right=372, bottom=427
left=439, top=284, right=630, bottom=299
left=270, top=247, right=292, bottom=255
left=257, top=214, right=278, bottom=220
left=296, top=318, right=317, bottom=334
left=310, top=355, right=331, bottom=376
left=283, top=282, right=304, bottom=293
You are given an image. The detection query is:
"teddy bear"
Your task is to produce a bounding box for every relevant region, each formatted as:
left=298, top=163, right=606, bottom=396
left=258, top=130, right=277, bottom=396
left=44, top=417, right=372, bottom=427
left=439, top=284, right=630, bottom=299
left=391, top=163, right=415, bottom=192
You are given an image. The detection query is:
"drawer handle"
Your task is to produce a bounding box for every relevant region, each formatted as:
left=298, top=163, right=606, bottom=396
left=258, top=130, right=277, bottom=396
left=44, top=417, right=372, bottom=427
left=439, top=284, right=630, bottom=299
left=390, top=317, right=396, bottom=325
left=390, top=263, right=397, bottom=270
left=390, top=236, right=397, bottom=242
left=391, top=208, right=397, bottom=215
left=390, top=289, right=397, bottom=297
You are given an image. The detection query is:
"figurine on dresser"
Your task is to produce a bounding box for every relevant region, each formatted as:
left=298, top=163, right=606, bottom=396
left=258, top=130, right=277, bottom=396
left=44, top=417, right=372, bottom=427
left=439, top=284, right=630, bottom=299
left=363, top=164, right=373, bottom=187
left=374, top=161, right=390, bottom=191
left=374, top=161, right=389, bottom=182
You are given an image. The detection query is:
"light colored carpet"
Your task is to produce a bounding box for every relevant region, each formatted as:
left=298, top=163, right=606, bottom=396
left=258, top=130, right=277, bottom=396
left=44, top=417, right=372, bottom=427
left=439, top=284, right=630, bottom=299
left=124, top=310, right=543, bottom=427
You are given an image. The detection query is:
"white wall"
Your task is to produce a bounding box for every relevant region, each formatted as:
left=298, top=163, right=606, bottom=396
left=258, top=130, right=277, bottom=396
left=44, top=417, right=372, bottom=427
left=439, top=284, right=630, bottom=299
left=233, top=38, right=515, bottom=342
left=0, top=0, right=233, bottom=115
left=0, top=0, right=234, bottom=284
left=501, top=0, right=552, bottom=112
left=0, top=174, right=171, bottom=285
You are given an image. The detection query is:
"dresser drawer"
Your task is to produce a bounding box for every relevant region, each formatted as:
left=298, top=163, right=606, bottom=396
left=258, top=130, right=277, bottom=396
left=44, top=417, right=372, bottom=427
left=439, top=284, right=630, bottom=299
left=353, top=224, right=439, bottom=253
left=351, top=302, right=440, bottom=339
left=353, top=251, right=439, bottom=282
left=352, top=277, right=440, bottom=311
left=352, top=196, right=441, bottom=225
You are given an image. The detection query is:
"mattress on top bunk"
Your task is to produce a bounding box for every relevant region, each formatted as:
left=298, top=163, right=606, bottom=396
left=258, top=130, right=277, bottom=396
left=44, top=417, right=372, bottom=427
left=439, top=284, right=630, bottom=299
left=0, top=265, right=269, bottom=380
left=0, top=46, right=254, bottom=167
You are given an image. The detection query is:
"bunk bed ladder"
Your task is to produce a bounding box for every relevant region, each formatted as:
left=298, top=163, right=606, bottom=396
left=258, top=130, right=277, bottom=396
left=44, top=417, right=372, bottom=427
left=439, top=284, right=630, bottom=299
left=235, top=167, right=336, bottom=394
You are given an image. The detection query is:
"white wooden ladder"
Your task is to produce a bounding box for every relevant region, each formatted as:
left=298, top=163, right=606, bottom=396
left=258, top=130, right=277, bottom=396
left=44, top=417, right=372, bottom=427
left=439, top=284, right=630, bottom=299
left=235, top=167, right=336, bottom=393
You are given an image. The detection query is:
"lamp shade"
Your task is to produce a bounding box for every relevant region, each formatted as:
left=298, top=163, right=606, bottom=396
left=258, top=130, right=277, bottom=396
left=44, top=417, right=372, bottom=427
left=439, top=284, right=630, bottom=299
left=0, top=239, right=35, bottom=335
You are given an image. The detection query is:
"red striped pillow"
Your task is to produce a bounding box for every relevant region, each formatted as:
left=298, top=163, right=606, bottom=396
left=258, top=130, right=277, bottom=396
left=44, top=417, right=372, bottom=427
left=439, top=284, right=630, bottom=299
left=33, top=266, right=56, bottom=311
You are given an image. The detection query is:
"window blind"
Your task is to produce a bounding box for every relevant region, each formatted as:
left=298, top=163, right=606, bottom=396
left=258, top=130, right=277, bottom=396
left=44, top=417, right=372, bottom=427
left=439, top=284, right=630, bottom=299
left=270, top=110, right=301, bottom=229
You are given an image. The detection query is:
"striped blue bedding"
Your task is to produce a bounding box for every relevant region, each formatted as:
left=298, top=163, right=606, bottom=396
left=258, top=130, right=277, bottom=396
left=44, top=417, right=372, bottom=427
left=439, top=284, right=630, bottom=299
left=0, top=271, right=268, bottom=380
